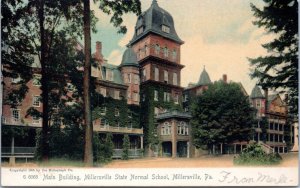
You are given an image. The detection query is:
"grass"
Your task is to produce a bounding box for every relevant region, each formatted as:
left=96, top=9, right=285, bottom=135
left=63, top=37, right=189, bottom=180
left=37, top=158, right=85, bottom=167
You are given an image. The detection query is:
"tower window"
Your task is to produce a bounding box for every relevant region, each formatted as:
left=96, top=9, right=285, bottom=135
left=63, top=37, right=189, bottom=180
left=163, top=47, right=169, bottom=57
left=127, top=73, right=131, bottom=83
left=137, top=27, right=143, bottom=35
left=162, top=25, right=170, bottom=33
left=155, top=44, right=160, bottom=55
left=174, top=93, right=179, bottom=104
left=155, top=67, right=159, bottom=81
left=164, top=70, right=168, bottom=83
left=172, top=49, right=177, bottom=61
left=173, top=72, right=178, bottom=85
left=145, top=45, right=149, bottom=55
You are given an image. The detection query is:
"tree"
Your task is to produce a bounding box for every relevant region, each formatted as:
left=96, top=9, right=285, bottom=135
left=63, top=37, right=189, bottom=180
left=191, top=81, right=255, bottom=154
left=249, top=0, right=298, bottom=115
left=82, top=0, right=141, bottom=166
left=2, top=0, right=91, bottom=162
left=122, top=134, right=130, bottom=160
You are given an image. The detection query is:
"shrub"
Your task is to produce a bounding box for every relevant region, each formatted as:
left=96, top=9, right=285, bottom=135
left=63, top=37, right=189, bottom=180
left=122, top=134, right=130, bottom=160
left=93, top=133, right=114, bottom=164
left=234, top=143, right=282, bottom=166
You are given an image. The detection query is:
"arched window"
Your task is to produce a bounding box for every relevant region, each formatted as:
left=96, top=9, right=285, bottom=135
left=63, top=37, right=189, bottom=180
left=145, top=45, right=149, bottom=55
left=155, top=44, right=160, bottom=55
left=172, top=49, right=177, bottom=60
left=164, top=122, right=170, bottom=135
left=164, top=47, right=169, bottom=57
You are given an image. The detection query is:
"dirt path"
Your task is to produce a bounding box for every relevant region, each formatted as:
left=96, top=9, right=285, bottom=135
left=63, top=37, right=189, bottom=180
left=104, top=153, right=299, bottom=168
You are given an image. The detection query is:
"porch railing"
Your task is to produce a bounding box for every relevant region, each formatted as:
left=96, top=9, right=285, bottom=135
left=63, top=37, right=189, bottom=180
left=112, top=149, right=143, bottom=159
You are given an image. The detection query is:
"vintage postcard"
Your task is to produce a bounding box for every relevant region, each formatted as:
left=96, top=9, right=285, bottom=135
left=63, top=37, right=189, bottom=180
left=1, top=0, right=299, bottom=187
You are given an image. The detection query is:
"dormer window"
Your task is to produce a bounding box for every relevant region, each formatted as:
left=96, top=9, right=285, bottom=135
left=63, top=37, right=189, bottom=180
left=137, top=27, right=144, bottom=35
left=162, top=25, right=170, bottom=33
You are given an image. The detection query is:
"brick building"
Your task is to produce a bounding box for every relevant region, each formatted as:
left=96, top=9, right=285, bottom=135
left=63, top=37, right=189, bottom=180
left=1, top=0, right=296, bottom=159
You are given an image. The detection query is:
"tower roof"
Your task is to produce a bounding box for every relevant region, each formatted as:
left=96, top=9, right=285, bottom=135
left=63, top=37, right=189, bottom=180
left=250, top=85, right=264, bottom=99
left=128, top=0, right=183, bottom=46
left=198, top=67, right=212, bottom=85
left=119, top=47, right=139, bottom=67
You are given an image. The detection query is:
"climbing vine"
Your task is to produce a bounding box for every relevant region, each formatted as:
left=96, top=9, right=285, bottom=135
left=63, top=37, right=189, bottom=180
left=140, top=83, right=182, bottom=147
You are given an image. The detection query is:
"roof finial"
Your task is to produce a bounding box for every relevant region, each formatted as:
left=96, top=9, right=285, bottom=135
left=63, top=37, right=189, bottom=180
left=152, top=0, right=158, bottom=6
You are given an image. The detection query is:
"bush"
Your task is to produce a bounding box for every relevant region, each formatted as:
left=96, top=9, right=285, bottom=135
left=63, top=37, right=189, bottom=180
left=93, top=133, right=114, bottom=164
left=234, top=143, right=282, bottom=166
left=122, top=134, right=130, bottom=160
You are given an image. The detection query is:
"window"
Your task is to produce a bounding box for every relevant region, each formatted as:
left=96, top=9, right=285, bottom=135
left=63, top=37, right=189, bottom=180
left=127, top=91, right=131, bottom=99
left=67, top=83, right=75, bottom=92
left=154, top=107, right=159, bottom=115
left=32, top=116, right=41, bottom=124
left=184, top=107, right=189, bottom=112
left=114, top=90, right=120, bottom=100
left=173, top=72, right=178, bottom=85
left=145, top=45, right=149, bottom=55
left=107, top=70, right=114, bottom=81
left=128, top=111, right=132, bottom=118
left=155, top=67, right=159, bottom=81
left=33, top=96, right=41, bottom=107
left=184, top=94, right=188, bottom=102
left=162, top=25, right=170, bottom=33
left=100, top=107, right=106, bottom=115
left=127, top=74, right=131, bottom=83
left=256, top=100, right=261, bottom=108
left=163, top=47, right=169, bottom=57
left=133, top=92, right=139, bottom=102
left=161, top=126, right=165, bottom=135
left=137, top=27, right=143, bottom=35
left=12, top=109, right=20, bottom=122
left=142, top=68, right=147, bottom=81
left=134, top=74, right=139, bottom=84
left=164, top=70, right=168, bottom=83
left=115, top=108, right=119, bottom=117
left=100, top=119, right=108, bottom=127
left=270, top=122, right=274, bottom=130
left=12, top=75, right=21, bottom=83
left=172, top=49, right=177, bottom=60
left=139, top=49, right=142, bottom=59
left=164, top=92, right=170, bottom=102
left=33, top=74, right=41, bottom=86
left=154, top=90, right=158, bottom=101
left=155, top=44, right=160, bottom=55
left=100, top=87, right=107, bottom=97
left=174, top=93, right=179, bottom=104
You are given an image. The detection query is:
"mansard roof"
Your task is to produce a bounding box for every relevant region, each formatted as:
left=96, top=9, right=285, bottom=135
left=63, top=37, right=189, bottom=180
left=129, top=0, right=183, bottom=45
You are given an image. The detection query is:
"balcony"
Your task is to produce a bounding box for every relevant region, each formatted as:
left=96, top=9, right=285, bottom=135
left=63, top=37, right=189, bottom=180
left=1, top=117, right=42, bottom=128
left=93, top=124, right=143, bottom=135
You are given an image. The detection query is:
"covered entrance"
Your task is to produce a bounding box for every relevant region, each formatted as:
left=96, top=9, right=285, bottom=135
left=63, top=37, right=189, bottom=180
left=177, top=141, right=188, bottom=157
left=162, top=142, right=172, bottom=157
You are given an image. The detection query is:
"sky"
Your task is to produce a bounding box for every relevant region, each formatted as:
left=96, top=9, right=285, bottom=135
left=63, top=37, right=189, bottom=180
left=90, top=0, right=274, bottom=95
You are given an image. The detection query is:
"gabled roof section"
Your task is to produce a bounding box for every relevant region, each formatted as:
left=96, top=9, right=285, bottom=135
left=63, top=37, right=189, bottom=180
left=250, top=85, right=264, bottom=99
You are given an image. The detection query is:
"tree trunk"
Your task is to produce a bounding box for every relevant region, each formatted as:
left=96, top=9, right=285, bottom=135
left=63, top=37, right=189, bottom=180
left=39, top=0, right=49, bottom=162
left=83, top=0, right=93, bottom=166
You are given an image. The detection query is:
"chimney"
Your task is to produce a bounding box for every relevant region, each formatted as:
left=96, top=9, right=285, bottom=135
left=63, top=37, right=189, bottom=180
left=222, top=74, right=227, bottom=83
left=96, top=41, right=102, bottom=55
left=264, top=88, right=268, bottom=113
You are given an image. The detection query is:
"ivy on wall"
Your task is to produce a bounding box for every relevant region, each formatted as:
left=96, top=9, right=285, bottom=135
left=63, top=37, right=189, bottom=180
left=92, top=93, right=140, bottom=128
left=140, top=82, right=183, bottom=147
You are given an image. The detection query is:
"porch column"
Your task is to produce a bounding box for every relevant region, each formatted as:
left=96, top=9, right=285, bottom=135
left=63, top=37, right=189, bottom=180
left=187, top=142, right=190, bottom=158
left=140, top=136, right=143, bottom=149
left=220, top=143, right=223, bottom=155
left=172, top=141, right=177, bottom=158
left=234, top=144, right=236, bottom=154
left=11, top=136, right=15, bottom=155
